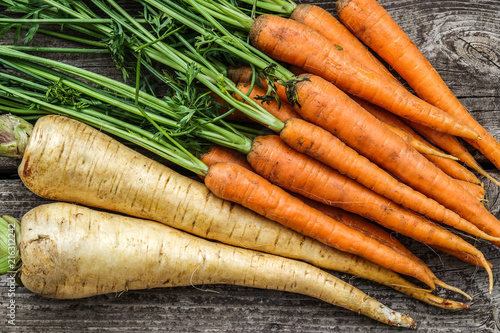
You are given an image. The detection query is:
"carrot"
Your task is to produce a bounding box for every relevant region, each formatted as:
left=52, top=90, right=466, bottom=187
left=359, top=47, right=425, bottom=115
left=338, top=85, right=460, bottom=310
left=200, top=145, right=253, bottom=171
left=288, top=63, right=487, bottom=187
left=292, top=74, right=500, bottom=249
left=303, top=196, right=491, bottom=271
left=12, top=202, right=417, bottom=327
left=238, top=66, right=485, bottom=199
left=289, top=4, right=396, bottom=81
left=248, top=14, right=479, bottom=139
left=299, top=195, right=430, bottom=259
left=227, top=66, right=256, bottom=87
left=407, top=120, right=500, bottom=187
left=205, top=161, right=438, bottom=289
left=350, top=97, right=486, bottom=200
left=426, top=153, right=482, bottom=186
left=200, top=144, right=434, bottom=273
left=280, top=117, right=496, bottom=243
left=454, top=179, right=485, bottom=202
left=246, top=134, right=493, bottom=291
left=227, top=70, right=490, bottom=231
left=200, top=144, right=420, bottom=261
left=227, top=73, right=486, bottom=230
left=289, top=65, right=483, bottom=187
left=193, top=146, right=470, bottom=308
left=17, top=115, right=445, bottom=298
left=335, top=0, right=500, bottom=172
left=287, top=2, right=498, bottom=186
left=350, top=103, right=486, bottom=198
left=353, top=97, right=482, bottom=185
left=381, top=122, right=458, bottom=160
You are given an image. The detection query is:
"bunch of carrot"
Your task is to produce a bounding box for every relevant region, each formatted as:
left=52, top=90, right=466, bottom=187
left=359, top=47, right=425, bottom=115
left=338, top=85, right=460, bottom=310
left=166, top=0, right=500, bottom=281
left=0, top=0, right=498, bottom=327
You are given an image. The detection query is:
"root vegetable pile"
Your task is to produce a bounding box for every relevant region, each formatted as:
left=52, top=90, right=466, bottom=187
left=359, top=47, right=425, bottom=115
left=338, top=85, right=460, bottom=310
left=0, top=0, right=498, bottom=329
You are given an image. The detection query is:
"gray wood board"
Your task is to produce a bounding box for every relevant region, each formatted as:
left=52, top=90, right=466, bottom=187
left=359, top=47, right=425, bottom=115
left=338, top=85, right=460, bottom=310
left=0, top=0, right=499, bottom=332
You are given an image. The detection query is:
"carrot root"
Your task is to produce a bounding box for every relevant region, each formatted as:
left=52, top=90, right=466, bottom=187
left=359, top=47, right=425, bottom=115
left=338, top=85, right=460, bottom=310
left=205, top=161, right=437, bottom=289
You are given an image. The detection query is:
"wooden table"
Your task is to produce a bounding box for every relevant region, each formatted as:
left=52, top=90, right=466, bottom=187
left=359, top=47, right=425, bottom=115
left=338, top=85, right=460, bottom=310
left=1, top=0, right=499, bottom=331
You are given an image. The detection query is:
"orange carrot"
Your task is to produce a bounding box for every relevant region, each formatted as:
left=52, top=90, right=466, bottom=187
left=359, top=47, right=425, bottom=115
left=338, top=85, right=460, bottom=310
left=245, top=66, right=484, bottom=189
left=205, top=161, right=437, bottom=289
left=232, top=67, right=492, bottom=232
left=288, top=62, right=486, bottom=186
left=407, top=120, right=500, bottom=187
left=200, top=145, right=428, bottom=273
left=200, top=145, right=480, bottom=273
left=280, top=117, right=495, bottom=242
left=200, top=145, right=474, bottom=300
left=382, top=122, right=458, bottom=160
left=289, top=3, right=498, bottom=186
left=355, top=100, right=486, bottom=202
left=227, top=66, right=292, bottom=106
left=304, top=194, right=491, bottom=272
left=200, top=145, right=253, bottom=171
left=201, top=144, right=411, bottom=252
left=353, top=97, right=482, bottom=185
left=230, top=67, right=497, bottom=244
left=315, top=197, right=490, bottom=266
left=336, top=0, right=500, bottom=172
left=249, top=14, right=479, bottom=139
left=301, top=196, right=418, bottom=255
left=292, top=74, right=500, bottom=249
left=227, top=66, right=255, bottom=86
left=246, top=134, right=493, bottom=291
left=233, top=70, right=484, bottom=207
left=425, top=153, right=482, bottom=186
left=289, top=4, right=396, bottom=81
left=454, top=179, right=485, bottom=202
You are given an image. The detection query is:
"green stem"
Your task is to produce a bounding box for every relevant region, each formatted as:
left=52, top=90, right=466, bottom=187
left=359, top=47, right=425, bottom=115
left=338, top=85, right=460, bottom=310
left=238, top=0, right=296, bottom=15
left=6, top=46, right=109, bottom=53
left=34, top=27, right=107, bottom=47
left=0, top=48, right=182, bottom=120
left=0, top=18, right=114, bottom=24
left=0, top=83, right=209, bottom=175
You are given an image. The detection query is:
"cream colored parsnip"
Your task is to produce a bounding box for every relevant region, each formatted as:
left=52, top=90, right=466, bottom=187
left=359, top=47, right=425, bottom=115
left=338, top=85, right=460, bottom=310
left=20, top=203, right=415, bottom=328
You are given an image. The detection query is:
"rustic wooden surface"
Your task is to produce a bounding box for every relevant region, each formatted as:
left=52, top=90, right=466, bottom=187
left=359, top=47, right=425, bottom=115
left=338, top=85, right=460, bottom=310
left=1, top=0, right=500, bottom=331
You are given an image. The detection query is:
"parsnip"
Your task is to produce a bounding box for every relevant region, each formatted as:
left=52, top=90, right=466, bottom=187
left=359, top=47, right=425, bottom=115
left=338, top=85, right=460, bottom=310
left=15, top=115, right=467, bottom=309
left=18, top=202, right=416, bottom=328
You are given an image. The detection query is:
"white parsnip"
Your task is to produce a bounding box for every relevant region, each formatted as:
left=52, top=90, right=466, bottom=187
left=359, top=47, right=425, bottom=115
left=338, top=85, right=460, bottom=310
left=20, top=202, right=416, bottom=328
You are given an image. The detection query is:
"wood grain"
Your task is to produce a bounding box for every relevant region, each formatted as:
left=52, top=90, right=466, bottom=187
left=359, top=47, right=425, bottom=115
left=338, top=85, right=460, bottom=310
left=0, top=0, right=499, bottom=332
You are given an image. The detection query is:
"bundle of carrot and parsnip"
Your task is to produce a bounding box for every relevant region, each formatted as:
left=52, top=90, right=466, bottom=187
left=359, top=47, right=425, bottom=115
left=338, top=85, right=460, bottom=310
left=0, top=0, right=498, bottom=328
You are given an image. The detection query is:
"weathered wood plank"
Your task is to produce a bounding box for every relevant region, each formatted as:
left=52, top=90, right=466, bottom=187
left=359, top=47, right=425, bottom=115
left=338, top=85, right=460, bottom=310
left=0, top=156, right=19, bottom=174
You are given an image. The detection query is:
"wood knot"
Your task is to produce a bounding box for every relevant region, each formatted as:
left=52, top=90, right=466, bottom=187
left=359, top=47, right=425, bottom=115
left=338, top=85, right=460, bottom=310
left=454, top=35, right=500, bottom=73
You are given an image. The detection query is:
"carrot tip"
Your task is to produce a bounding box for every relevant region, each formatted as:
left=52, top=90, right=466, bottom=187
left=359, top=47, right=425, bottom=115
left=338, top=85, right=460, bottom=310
left=480, top=256, right=494, bottom=294
left=433, top=278, right=472, bottom=300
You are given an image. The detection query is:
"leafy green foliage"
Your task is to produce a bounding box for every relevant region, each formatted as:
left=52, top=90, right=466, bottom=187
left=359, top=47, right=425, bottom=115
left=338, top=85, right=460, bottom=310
left=46, top=79, right=90, bottom=109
